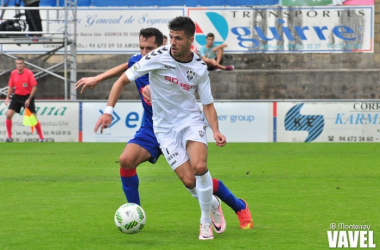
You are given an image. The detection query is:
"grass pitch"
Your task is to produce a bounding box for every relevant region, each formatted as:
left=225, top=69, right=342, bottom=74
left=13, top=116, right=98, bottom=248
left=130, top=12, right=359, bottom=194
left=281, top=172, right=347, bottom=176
left=0, top=143, right=379, bottom=250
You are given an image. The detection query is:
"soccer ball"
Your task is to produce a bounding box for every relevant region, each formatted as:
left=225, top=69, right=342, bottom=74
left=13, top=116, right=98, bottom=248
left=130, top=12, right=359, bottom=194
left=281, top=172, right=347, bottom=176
left=114, top=203, right=146, bottom=234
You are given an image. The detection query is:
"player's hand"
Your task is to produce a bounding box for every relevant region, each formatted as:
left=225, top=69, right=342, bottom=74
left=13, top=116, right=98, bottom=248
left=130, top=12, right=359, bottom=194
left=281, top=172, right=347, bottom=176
left=24, top=98, right=30, bottom=108
left=94, top=113, right=112, bottom=134
left=4, top=97, right=10, bottom=106
left=214, top=132, right=227, bottom=147
left=76, top=77, right=100, bottom=94
left=141, top=85, right=152, bottom=105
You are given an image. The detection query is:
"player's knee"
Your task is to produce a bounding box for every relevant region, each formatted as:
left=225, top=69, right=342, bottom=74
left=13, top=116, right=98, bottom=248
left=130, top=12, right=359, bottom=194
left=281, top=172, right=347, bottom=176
left=119, top=154, right=137, bottom=169
left=182, top=176, right=196, bottom=189
left=183, top=180, right=196, bottom=189
left=193, top=162, right=208, bottom=175
left=6, top=112, right=13, bottom=120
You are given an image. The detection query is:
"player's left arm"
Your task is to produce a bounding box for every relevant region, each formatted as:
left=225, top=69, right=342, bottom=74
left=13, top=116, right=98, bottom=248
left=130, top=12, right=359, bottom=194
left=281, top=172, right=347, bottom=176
left=203, top=103, right=226, bottom=147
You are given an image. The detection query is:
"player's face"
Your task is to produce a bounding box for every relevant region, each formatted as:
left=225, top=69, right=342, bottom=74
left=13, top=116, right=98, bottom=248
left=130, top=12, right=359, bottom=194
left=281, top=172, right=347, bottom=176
left=15, top=60, right=25, bottom=72
left=139, top=36, right=158, bottom=57
left=169, top=29, right=194, bottom=62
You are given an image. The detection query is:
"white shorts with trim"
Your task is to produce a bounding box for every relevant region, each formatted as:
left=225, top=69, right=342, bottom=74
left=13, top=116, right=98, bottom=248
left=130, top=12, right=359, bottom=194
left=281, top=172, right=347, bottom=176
left=156, top=124, right=208, bottom=171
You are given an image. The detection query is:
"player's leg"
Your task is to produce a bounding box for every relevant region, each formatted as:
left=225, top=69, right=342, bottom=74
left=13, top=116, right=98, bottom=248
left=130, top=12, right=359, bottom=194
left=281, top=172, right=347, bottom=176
left=29, top=99, right=44, bottom=141
left=213, top=178, right=253, bottom=229
left=174, top=161, right=214, bottom=240
left=120, top=127, right=161, bottom=205
left=5, top=109, right=15, bottom=141
left=119, top=142, right=151, bottom=206
left=5, top=95, right=22, bottom=142
left=186, top=140, right=214, bottom=239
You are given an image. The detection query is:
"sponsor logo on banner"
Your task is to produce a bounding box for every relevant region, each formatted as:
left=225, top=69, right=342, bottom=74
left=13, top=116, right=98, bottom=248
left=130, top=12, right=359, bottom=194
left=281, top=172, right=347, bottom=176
left=277, top=102, right=380, bottom=143
left=194, top=12, right=229, bottom=46
left=0, top=102, right=78, bottom=142
left=284, top=103, right=324, bottom=142
left=188, top=6, right=374, bottom=53
left=327, top=223, right=376, bottom=248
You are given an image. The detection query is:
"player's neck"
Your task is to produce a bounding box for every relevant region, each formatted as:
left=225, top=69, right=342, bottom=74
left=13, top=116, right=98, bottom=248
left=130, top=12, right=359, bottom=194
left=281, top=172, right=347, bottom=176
left=172, top=50, right=193, bottom=62
left=17, top=69, right=24, bottom=74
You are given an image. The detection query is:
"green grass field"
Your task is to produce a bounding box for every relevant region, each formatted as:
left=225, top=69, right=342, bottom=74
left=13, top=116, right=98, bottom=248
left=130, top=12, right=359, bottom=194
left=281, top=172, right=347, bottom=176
left=1, top=143, right=379, bottom=250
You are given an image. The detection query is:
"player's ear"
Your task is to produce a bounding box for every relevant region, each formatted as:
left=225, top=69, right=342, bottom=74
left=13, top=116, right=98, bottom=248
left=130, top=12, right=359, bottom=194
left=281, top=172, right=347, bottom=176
left=189, top=36, right=194, bottom=45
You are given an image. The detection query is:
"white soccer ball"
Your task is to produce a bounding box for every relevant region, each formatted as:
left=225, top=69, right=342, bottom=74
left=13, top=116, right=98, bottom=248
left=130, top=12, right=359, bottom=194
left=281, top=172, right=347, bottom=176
left=114, top=203, right=146, bottom=234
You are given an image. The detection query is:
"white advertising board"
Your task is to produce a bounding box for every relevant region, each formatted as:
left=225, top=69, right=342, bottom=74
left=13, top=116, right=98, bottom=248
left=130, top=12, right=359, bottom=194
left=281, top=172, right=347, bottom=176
left=0, top=101, right=79, bottom=142
left=82, top=102, right=145, bottom=142
left=206, top=102, right=272, bottom=143
left=276, top=101, right=380, bottom=142
left=0, top=7, right=184, bottom=54
left=82, top=101, right=272, bottom=143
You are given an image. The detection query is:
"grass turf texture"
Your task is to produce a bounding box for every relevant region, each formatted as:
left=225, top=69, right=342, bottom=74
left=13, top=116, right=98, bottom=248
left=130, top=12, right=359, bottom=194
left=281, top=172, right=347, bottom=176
left=0, top=143, right=379, bottom=250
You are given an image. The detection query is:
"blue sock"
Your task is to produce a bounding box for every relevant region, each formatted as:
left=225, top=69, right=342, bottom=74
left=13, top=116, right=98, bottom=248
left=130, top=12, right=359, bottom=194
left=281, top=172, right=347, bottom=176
left=213, top=178, right=245, bottom=213
left=120, top=168, right=140, bottom=205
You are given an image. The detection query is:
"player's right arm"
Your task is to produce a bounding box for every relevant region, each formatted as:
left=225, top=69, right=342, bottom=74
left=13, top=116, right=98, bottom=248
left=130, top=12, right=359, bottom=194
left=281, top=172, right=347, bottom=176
left=76, top=63, right=128, bottom=94
left=94, top=73, right=131, bottom=134
left=5, top=86, right=13, bottom=106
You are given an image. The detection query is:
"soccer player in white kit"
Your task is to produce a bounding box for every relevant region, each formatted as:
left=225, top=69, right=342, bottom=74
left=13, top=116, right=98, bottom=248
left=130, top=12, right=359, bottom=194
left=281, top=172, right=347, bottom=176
left=95, top=16, right=227, bottom=240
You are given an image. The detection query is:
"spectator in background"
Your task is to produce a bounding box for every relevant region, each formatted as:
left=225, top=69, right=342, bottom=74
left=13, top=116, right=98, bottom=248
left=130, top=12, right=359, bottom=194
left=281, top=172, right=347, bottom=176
left=200, top=33, right=234, bottom=71
left=5, top=57, right=44, bottom=142
left=24, top=0, right=42, bottom=36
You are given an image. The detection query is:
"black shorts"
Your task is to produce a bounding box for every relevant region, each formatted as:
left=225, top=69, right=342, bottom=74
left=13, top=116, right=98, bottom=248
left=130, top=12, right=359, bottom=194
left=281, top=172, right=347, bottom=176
left=8, top=94, right=36, bottom=113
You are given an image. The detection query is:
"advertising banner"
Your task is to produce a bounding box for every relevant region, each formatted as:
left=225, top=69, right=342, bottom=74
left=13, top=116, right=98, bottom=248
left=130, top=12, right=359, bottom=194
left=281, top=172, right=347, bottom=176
left=276, top=101, right=380, bottom=143
left=81, top=101, right=272, bottom=143
left=206, top=102, right=272, bottom=142
left=82, top=102, right=145, bottom=142
left=188, top=6, right=374, bottom=53
left=1, top=7, right=184, bottom=54
left=0, top=101, right=79, bottom=142
left=281, top=0, right=374, bottom=6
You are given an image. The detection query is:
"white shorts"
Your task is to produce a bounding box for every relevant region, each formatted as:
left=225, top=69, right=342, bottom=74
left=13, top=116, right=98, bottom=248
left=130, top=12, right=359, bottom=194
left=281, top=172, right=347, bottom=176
left=156, top=124, right=208, bottom=171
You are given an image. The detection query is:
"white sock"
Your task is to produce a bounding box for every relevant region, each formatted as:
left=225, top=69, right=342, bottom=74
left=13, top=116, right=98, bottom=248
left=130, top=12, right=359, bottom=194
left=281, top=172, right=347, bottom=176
left=195, top=171, right=213, bottom=224
left=187, top=187, right=219, bottom=209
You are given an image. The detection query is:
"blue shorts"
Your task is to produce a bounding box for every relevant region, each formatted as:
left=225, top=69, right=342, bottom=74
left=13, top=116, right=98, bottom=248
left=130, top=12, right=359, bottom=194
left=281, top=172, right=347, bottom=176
left=128, top=126, right=162, bottom=164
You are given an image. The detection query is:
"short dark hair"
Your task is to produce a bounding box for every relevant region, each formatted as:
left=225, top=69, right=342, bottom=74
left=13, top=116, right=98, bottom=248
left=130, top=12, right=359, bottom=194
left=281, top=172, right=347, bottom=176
left=168, top=16, right=195, bottom=38
left=139, top=28, right=164, bottom=46
left=16, top=57, right=25, bottom=62
left=206, top=33, right=214, bottom=38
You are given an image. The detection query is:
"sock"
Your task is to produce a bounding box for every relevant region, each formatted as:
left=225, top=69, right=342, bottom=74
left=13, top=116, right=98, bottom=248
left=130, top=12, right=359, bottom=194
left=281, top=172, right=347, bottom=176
left=195, top=171, right=213, bottom=224
left=6, top=119, right=12, bottom=138
left=187, top=187, right=219, bottom=209
left=120, top=168, right=140, bottom=205
left=35, top=121, right=44, bottom=139
left=213, top=178, right=246, bottom=213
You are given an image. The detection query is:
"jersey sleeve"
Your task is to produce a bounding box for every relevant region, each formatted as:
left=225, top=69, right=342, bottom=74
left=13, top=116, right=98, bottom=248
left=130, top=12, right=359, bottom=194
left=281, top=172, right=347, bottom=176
left=29, top=70, right=38, bottom=86
left=197, top=70, right=214, bottom=105
left=125, top=51, right=162, bottom=82
left=8, top=72, right=15, bottom=87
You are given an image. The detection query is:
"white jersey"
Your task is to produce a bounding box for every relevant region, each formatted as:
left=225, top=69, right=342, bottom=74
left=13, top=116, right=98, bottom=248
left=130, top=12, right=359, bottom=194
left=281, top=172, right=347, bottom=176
left=125, top=45, right=214, bottom=132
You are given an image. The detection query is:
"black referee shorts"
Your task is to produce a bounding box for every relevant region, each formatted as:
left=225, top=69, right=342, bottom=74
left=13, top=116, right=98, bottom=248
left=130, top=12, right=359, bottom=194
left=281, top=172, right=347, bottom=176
left=8, top=94, right=36, bottom=113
